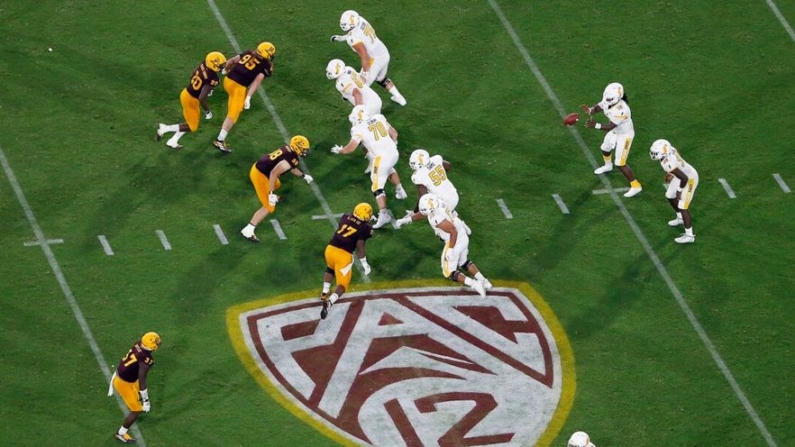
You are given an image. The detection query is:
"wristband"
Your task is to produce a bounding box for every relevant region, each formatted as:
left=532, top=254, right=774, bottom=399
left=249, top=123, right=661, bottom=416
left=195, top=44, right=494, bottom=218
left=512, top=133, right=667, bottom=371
left=595, top=123, right=602, bottom=130
left=360, top=257, right=368, bottom=264
left=139, top=389, right=149, bottom=400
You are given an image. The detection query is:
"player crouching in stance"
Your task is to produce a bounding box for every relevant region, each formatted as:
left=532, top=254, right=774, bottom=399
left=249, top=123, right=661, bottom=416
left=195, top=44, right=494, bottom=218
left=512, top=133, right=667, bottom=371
left=581, top=82, right=642, bottom=198
left=241, top=136, right=313, bottom=242
left=320, top=203, right=374, bottom=320
left=567, top=431, right=596, bottom=447
left=650, top=139, right=699, bottom=244
left=418, top=193, right=492, bottom=297
left=108, top=332, right=161, bottom=444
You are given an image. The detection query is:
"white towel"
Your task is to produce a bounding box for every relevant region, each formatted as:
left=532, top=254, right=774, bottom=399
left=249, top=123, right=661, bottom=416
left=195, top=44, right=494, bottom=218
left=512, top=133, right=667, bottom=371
left=107, top=371, right=117, bottom=397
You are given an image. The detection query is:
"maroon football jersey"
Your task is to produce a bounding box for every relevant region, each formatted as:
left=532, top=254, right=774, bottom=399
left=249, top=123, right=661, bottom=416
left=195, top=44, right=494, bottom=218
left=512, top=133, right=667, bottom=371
left=254, top=145, right=300, bottom=177
left=227, top=50, right=273, bottom=87
left=116, top=342, right=154, bottom=383
left=329, top=213, right=373, bottom=254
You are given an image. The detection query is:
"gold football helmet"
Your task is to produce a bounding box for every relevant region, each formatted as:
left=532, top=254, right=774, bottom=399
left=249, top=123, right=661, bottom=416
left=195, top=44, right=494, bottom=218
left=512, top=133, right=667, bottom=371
left=257, top=42, right=276, bottom=60
left=289, top=135, right=310, bottom=157
left=353, top=202, right=373, bottom=221
left=140, top=332, right=162, bottom=351
left=205, top=51, right=227, bottom=72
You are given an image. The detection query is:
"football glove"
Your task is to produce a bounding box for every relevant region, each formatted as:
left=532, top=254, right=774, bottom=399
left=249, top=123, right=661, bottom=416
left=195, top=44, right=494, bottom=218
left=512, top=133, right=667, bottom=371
left=303, top=174, right=314, bottom=184
left=268, top=192, right=279, bottom=206
left=360, top=257, right=371, bottom=275
left=221, top=68, right=227, bottom=75
left=330, top=35, right=346, bottom=42
left=244, top=96, right=251, bottom=110
left=330, top=145, right=343, bottom=154
left=394, top=216, right=412, bottom=229
left=205, top=110, right=213, bottom=120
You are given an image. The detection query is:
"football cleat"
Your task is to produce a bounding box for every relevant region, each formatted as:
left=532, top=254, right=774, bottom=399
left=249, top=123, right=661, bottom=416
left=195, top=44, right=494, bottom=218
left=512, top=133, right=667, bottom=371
left=395, top=187, right=407, bottom=200
left=240, top=229, right=260, bottom=243
left=390, top=95, right=407, bottom=106
left=166, top=142, right=182, bottom=150
left=470, top=280, right=486, bottom=298
left=668, top=217, right=684, bottom=227
left=593, top=164, right=613, bottom=174
left=156, top=123, right=167, bottom=141
left=623, top=185, right=643, bottom=198
left=320, top=292, right=329, bottom=301
left=372, top=211, right=392, bottom=229
left=213, top=139, right=232, bottom=154
left=320, top=299, right=332, bottom=320
left=114, top=433, right=137, bottom=444
left=675, top=233, right=695, bottom=244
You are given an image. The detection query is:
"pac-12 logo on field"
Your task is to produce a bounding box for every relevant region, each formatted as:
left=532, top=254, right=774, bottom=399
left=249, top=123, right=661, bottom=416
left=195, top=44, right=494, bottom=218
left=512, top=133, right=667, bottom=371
left=227, top=281, right=575, bottom=447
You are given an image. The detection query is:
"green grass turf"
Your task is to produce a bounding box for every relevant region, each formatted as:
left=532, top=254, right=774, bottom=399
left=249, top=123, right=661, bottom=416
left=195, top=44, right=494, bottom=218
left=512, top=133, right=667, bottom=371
left=1, top=1, right=794, bottom=446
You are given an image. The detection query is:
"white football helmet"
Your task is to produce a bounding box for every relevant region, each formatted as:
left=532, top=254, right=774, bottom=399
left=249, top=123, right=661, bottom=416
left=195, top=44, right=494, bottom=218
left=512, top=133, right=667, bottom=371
left=409, top=149, right=431, bottom=171
left=348, top=105, right=370, bottom=125
left=326, top=58, right=346, bottom=80
left=418, top=193, right=441, bottom=216
left=602, top=82, right=624, bottom=107
left=340, top=10, right=360, bottom=32
left=567, top=431, right=593, bottom=447
left=650, top=138, right=673, bottom=161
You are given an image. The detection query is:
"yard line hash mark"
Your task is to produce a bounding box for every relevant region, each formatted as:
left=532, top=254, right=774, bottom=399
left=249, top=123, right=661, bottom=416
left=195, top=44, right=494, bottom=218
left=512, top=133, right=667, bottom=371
left=773, top=173, right=791, bottom=193
left=0, top=147, right=147, bottom=446
left=593, top=187, right=629, bottom=195
left=313, top=213, right=345, bottom=220
left=270, top=219, right=287, bottom=240
left=718, top=178, right=737, bottom=199
left=23, top=238, right=63, bottom=246
left=496, top=198, right=513, bottom=219
left=155, top=230, right=172, bottom=250
left=98, top=235, right=115, bottom=256
left=488, top=1, right=776, bottom=445
left=213, top=224, right=229, bottom=245
left=551, top=194, right=570, bottom=214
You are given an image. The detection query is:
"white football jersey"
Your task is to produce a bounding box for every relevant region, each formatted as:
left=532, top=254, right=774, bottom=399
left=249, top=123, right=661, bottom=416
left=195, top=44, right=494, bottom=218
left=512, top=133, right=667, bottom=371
left=427, top=201, right=468, bottom=242
left=335, top=67, right=382, bottom=115
left=660, top=149, right=697, bottom=178
left=350, top=114, right=397, bottom=156
left=346, top=18, right=388, bottom=58
left=411, top=155, right=459, bottom=210
left=598, top=99, right=633, bottom=135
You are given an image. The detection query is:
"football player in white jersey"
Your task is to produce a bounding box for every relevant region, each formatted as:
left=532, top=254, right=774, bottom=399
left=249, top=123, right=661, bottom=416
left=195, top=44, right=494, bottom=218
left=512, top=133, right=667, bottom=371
left=394, top=149, right=470, bottom=235
left=650, top=139, right=700, bottom=244
left=567, top=431, right=596, bottom=447
left=331, top=105, right=408, bottom=229
left=581, top=82, right=643, bottom=198
left=418, top=193, right=491, bottom=297
left=331, top=10, right=407, bottom=106
left=325, top=59, right=383, bottom=116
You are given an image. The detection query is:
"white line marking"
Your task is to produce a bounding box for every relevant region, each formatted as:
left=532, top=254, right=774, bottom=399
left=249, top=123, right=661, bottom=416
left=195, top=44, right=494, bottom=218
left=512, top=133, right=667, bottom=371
left=213, top=224, right=229, bottom=245
left=0, top=147, right=146, bottom=445
left=551, top=194, right=570, bottom=214
left=766, top=0, right=795, bottom=42
left=98, top=235, right=115, bottom=256
left=23, top=238, right=63, bottom=246
left=489, top=2, right=776, bottom=445
left=773, top=173, right=791, bottom=193
left=312, top=213, right=344, bottom=221
left=495, top=198, right=513, bottom=219
left=206, top=0, right=371, bottom=282
left=593, top=187, right=629, bottom=195
left=718, top=178, right=737, bottom=198
left=155, top=230, right=172, bottom=250
left=269, top=219, right=287, bottom=240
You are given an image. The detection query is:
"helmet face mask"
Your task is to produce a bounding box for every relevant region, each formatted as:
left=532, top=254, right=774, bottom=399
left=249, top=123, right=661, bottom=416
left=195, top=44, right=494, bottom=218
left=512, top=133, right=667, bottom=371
left=326, top=59, right=345, bottom=80
left=205, top=51, right=227, bottom=72
left=602, top=82, right=624, bottom=107
left=348, top=105, right=370, bottom=125
left=352, top=202, right=373, bottom=221
left=650, top=139, right=671, bottom=161
left=141, top=332, right=161, bottom=351
left=257, top=42, right=276, bottom=60
left=289, top=135, right=310, bottom=157
left=418, top=193, right=439, bottom=216
left=409, top=149, right=430, bottom=171
left=340, top=10, right=360, bottom=32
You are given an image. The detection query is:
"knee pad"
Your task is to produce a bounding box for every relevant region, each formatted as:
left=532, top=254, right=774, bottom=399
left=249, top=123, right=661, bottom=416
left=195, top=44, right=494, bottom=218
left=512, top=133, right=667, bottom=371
left=460, top=260, right=473, bottom=271
left=448, top=271, right=460, bottom=282
left=372, top=189, right=385, bottom=198
left=376, top=77, right=392, bottom=88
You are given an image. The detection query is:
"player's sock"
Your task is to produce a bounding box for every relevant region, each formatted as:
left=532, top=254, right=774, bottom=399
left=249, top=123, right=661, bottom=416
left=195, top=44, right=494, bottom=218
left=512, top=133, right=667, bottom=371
left=217, top=129, right=228, bottom=141
left=474, top=272, right=485, bottom=282
left=630, top=180, right=641, bottom=188
left=389, top=86, right=404, bottom=98
left=329, top=293, right=339, bottom=304
left=685, top=227, right=694, bottom=237
left=322, top=282, right=331, bottom=295
left=676, top=212, right=682, bottom=220
left=463, top=277, right=475, bottom=287
left=165, top=124, right=180, bottom=133
left=602, top=154, right=612, bottom=165
left=118, top=427, right=128, bottom=436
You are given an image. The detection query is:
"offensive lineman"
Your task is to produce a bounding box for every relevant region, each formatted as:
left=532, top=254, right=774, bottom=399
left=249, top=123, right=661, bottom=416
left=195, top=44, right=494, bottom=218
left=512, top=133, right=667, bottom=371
left=650, top=139, right=700, bottom=244
left=331, top=10, right=407, bottom=106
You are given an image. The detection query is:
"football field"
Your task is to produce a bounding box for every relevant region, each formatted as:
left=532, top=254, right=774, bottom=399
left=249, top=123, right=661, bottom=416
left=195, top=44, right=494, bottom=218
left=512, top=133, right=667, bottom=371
left=2, top=1, right=795, bottom=446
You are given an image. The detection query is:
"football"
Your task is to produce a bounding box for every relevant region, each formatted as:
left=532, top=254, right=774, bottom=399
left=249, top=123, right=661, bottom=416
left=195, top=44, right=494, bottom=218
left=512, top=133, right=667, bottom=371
left=563, top=112, right=579, bottom=126
left=665, top=172, right=674, bottom=183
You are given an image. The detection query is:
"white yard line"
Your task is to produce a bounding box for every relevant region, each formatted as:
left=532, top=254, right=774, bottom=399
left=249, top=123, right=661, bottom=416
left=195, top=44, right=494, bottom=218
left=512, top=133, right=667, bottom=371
left=495, top=198, right=513, bottom=219
left=488, top=1, right=777, bottom=445
left=155, top=230, right=172, bottom=250
left=312, top=213, right=345, bottom=221
left=213, top=224, right=229, bottom=245
left=0, top=147, right=146, bottom=445
left=766, top=0, right=795, bottom=42
left=773, top=173, right=791, bottom=193
left=551, top=194, right=570, bottom=214
left=593, top=187, right=629, bottom=195
left=23, top=238, right=63, bottom=246
left=206, top=0, right=370, bottom=283
left=719, top=178, right=737, bottom=198
left=269, top=219, right=287, bottom=240
left=98, top=235, right=115, bottom=256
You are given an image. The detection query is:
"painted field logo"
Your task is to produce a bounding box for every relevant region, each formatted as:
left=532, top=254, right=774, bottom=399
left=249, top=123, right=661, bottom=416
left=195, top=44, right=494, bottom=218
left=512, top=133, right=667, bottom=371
left=228, top=283, right=575, bottom=447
